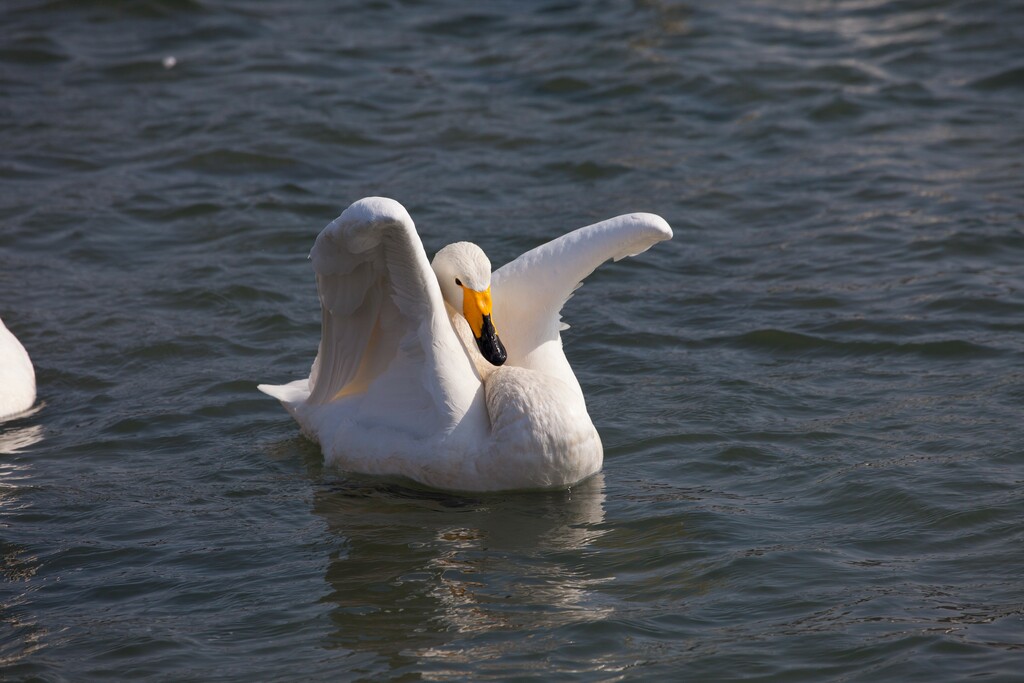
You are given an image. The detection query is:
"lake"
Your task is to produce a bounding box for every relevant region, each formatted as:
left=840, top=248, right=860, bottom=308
left=1, top=0, right=1021, bottom=680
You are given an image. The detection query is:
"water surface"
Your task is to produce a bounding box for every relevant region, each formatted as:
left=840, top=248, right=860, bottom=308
left=1, top=0, right=1022, bottom=680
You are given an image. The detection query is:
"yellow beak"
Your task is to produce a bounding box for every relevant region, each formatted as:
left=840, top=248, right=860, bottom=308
left=462, top=286, right=494, bottom=338
left=460, top=285, right=507, bottom=366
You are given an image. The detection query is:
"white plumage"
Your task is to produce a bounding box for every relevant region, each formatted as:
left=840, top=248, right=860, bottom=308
left=0, top=317, right=36, bottom=420
left=259, top=197, right=671, bottom=491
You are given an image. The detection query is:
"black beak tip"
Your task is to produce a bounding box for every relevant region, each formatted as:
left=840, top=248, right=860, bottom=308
left=476, top=315, right=507, bottom=366
left=476, top=334, right=507, bottom=366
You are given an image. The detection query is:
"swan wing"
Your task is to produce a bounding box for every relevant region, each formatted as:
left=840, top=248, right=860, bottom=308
left=310, top=196, right=464, bottom=408
left=491, top=212, right=672, bottom=366
left=263, top=197, right=461, bottom=416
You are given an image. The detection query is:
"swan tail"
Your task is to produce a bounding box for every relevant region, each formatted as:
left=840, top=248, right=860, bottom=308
left=257, top=379, right=311, bottom=407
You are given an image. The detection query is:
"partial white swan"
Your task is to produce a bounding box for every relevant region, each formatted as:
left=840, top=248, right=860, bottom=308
left=259, top=197, right=671, bottom=492
left=0, top=317, right=36, bottom=420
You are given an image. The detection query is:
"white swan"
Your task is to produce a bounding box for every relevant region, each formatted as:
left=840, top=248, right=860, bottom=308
left=0, top=317, right=36, bottom=420
left=259, top=197, right=671, bottom=492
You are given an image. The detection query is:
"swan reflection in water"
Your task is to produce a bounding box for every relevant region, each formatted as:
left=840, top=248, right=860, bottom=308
left=312, top=473, right=611, bottom=673
left=0, top=421, right=43, bottom=456
left=0, top=420, right=44, bottom=668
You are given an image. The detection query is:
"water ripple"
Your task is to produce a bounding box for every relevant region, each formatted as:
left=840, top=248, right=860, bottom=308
left=1, top=0, right=1022, bottom=679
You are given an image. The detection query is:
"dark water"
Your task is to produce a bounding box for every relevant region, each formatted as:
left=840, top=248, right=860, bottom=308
left=2, top=0, right=1022, bottom=679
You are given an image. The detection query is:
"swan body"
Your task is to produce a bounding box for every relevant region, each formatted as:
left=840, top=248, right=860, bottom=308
left=0, top=317, right=36, bottom=420
left=259, top=197, right=672, bottom=492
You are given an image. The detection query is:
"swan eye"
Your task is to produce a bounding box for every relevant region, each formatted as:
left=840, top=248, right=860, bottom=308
left=455, top=278, right=462, bottom=286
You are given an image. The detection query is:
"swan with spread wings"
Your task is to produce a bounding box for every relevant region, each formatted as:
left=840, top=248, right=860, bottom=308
left=259, top=197, right=671, bottom=492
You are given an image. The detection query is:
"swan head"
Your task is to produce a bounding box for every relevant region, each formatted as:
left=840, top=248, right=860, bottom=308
left=431, top=242, right=507, bottom=367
